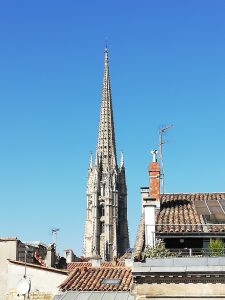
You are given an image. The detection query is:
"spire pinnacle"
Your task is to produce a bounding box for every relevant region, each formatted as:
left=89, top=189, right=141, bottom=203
left=105, top=37, right=108, bottom=51
left=95, top=152, right=99, bottom=167
left=120, top=151, right=124, bottom=168
left=96, top=48, right=117, bottom=168
left=89, top=151, right=93, bottom=169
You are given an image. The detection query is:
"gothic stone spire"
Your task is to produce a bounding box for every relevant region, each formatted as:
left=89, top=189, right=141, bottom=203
left=96, top=47, right=117, bottom=168
left=83, top=48, right=129, bottom=261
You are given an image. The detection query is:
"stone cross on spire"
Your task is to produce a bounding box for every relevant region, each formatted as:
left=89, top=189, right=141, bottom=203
left=96, top=47, right=117, bottom=168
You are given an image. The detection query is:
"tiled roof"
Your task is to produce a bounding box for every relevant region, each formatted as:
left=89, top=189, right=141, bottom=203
left=67, top=262, right=91, bottom=271
left=67, top=261, right=125, bottom=272
left=100, top=261, right=125, bottom=267
left=157, top=193, right=225, bottom=233
left=60, top=265, right=132, bottom=292
left=133, top=193, right=225, bottom=260
left=133, top=214, right=145, bottom=261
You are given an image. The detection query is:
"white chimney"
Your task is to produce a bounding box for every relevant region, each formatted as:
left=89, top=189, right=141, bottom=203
left=64, top=249, right=76, bottom=263
left=91, top=254, right=101, bottom=267
left=46, top=244, right=55, bottom=267
left=143, top=198, right=156, bottom=247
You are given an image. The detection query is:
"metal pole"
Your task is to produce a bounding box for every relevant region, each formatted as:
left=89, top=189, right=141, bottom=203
left=159, top=125, right=173, bottom=194
left=24, top=246, right=28, bottom=278
left=159, top=129, right=164, bottom=194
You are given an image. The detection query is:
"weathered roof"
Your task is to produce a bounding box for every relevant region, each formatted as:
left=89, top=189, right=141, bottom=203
left=68, top=262, right=92, bottom=271
left=158, top=193, right=225, bottom=233
left=60, top=264, right=132, bottom=292
left=133, top=214, right=145, bottom=261
left=133, top=192, right=225, bottom=260
left=67, top=261, right=125, bottom=272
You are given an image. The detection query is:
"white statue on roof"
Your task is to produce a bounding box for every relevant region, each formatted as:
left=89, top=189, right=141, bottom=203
left=151, top=150, right=158, bottom=162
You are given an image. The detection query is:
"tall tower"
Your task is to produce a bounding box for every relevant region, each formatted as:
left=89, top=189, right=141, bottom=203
left=83, top=48, right=129, bottom=261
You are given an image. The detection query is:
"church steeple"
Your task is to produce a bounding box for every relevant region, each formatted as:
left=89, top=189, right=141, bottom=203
left=96, top=47, right=117, bottom=168
left=83, top=48, right=129, bottom=261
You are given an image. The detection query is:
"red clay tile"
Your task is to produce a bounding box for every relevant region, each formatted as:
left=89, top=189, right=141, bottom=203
left=60, top=265, right=132, bottom=292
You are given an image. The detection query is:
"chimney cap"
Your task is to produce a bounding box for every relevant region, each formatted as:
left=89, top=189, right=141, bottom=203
left=143, top=197, right=158, bottom=206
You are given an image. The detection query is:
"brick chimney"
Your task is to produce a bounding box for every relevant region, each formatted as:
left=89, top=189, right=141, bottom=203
left=148, top=150, right=160, bottom=200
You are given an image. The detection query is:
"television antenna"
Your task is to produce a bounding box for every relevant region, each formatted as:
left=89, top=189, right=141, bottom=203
left=159, top=124, right=173, bottom=194
left=51, top=228, right=60, bottom=247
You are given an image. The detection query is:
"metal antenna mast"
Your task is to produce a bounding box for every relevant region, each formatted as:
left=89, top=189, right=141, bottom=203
left=51, top=228, right=60, bottom=247
left=159, top=124, right=173, bottom=194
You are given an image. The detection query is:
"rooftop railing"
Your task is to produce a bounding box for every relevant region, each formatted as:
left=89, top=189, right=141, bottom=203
left=167, top=247, right=225, bottom=257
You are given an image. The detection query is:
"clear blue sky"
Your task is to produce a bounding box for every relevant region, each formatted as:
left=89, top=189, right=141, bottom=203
left=0, top=1, right=224, bottom=255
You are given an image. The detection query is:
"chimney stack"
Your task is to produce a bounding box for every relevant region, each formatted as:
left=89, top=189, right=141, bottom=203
left=46, top=243, right=56, bottom=268
left=148, top=150, right=160, bottom=201
left=91, top=254, right=101, bottom=268
left=64, top=249, right=76, bottom=263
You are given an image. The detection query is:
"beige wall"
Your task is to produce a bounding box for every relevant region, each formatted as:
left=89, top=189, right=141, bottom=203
left=0, top=240, right=18, bottom=265
left=0, top=240, right=18, bottom=298
left=5, top=290, right=52, bottom=300
left=4, top=261, right=67, bottom=300
left=134, top=282, right=225, bottom=299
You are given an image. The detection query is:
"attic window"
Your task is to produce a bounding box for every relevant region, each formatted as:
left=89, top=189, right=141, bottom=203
left=101, top=278, right=121, bottom=285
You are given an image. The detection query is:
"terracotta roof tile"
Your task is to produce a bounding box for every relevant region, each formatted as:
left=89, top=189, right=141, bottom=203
left=156, top=193, right=225, bottom=233
left=133, top=214, right=145, bottom=260
left=133, top=192, right=225, bottom=260
left=60, top=265, right=132, bottom=292
left=67, top=261, right=125, bottom=272
left=100, top=261, right=125, bottom=267
left=67, top=262, right=91, bottom=271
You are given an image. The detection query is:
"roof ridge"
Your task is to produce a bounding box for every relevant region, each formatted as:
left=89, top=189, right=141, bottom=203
left=162, top=192, right=225, bottom=195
